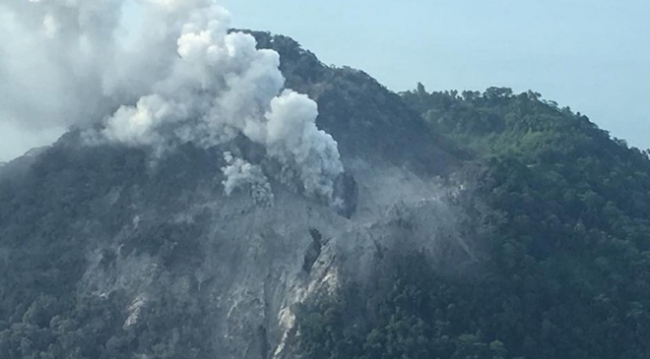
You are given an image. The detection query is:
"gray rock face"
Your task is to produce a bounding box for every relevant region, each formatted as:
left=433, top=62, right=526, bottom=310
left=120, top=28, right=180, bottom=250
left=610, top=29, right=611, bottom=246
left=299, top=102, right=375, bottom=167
left=0, top=138, right=471, bottom=359
left=69, top=156, right=470, bottom=359
left=0, top=33, right=468, bottom=358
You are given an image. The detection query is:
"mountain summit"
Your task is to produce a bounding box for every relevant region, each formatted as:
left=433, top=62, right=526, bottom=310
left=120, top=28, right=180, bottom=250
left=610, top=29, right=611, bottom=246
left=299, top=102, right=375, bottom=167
left=1, top=21, right=650, bottom=359
left=0, top=29, right=468, bottom=359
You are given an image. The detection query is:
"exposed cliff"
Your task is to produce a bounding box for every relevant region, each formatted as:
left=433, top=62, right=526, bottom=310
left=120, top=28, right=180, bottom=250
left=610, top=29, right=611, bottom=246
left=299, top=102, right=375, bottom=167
left=0, top=31, right=470, bottom=359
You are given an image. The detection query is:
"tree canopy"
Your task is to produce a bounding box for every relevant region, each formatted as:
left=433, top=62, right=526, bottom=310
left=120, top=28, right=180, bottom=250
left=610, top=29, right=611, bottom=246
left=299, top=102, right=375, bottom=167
left=294, top=87, right=650, bottom=359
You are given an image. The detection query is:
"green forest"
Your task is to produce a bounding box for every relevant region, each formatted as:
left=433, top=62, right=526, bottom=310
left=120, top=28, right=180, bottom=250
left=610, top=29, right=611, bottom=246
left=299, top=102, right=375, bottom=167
left=295, top=86, right=650, bottom=359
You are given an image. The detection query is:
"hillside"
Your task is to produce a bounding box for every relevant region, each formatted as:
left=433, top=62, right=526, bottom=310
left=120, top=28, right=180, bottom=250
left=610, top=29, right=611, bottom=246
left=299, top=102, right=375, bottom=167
left=0, top=31, right=465, bottom=359
left=293, top=87, right=650, bottom=359
left=247, top=31, right=460, bottom=174
left=1, top=31, right=650, bottom=359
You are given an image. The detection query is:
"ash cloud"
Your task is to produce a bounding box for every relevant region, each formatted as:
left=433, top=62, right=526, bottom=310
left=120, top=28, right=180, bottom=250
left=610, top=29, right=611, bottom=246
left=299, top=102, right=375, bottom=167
left=1, top=0, right=344, bottom=203
left=221, top=152, right=273, bottom=207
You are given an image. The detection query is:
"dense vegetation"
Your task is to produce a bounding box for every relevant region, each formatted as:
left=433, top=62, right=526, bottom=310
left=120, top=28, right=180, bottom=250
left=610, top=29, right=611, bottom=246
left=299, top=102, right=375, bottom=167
left=294, top=86, right=650, bottom=359
left=1, top=31, right=649, bottom=358
left=0, top=142, right=220, bottom=358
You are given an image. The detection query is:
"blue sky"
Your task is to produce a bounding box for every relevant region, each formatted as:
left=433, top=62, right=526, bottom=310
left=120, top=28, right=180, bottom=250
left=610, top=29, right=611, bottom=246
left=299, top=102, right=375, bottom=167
left=220, top=0, right=650, bottom=150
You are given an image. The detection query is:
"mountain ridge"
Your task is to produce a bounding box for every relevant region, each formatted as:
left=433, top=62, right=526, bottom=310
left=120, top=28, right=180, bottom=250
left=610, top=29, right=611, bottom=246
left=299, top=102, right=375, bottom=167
left=1, top=30, right=650, bottom=359
left=0, top=30, right=471, bottom=359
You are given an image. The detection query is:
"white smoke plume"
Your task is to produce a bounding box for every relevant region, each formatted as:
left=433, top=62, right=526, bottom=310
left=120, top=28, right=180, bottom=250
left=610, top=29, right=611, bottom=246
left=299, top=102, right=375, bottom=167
left=1, top=0, right=344, bottom=202
left=1, top=0, right=182, bottom=130
left=221, top=152, right=273, bottom=207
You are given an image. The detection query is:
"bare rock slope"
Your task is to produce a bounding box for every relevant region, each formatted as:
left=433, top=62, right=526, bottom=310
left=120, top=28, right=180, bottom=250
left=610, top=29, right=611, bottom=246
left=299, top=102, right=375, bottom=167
left=0, top=33, right=473, bottom=359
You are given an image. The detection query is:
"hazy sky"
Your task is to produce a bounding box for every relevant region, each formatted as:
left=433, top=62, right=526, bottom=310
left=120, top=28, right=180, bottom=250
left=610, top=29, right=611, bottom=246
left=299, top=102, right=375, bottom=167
left=1, top=0, right=648, bottom=162
left=220, top=0, right=649, bottom=150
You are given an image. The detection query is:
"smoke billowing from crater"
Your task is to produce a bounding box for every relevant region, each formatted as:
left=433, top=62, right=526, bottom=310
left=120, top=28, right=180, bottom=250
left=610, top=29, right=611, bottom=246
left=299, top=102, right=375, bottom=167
left=221, top=152, right=274, bottom=207
left=1, top=0, right=344, bottom=202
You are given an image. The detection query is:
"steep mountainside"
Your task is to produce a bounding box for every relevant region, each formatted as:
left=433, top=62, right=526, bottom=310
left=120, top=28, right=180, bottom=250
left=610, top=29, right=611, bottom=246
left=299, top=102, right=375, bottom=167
left=248, top=31, right=460, bottom=175
left=291, top=88, right=650, bottom=359
left=1, top=32, right=650, bottom=359
left=0, top=33, right=467, bottom=359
